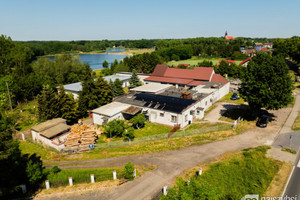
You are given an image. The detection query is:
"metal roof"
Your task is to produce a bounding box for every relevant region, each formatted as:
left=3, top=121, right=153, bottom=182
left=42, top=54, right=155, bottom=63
left=63, top=75, right=130, bottom=93
left=31, top=118, right=67, bottom=132
left=40, top=123, right=70, bottom=139
left=130, top=83, right=172, bottom=93
left=92, top=102, right=130, bottom=117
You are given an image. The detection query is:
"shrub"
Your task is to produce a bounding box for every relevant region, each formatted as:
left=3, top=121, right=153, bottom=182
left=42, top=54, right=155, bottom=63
left=129, top=113, right=146, bottom=129
left=51, top=166, right=61, bottom=174
left=124, top=162, right=135, bottom=180
left=123, top=127, right=135, bottom=140
left=104, top=119, right=125, bottom=138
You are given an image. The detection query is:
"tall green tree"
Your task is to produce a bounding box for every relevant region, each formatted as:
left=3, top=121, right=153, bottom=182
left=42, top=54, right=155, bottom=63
left=102, top=60, right=109, bottom=69
left=57, top=86, right=78, bottom=124
left=114, top=78, right=124, bottom=96
left=0, top=114, right=45, bottom=196
left=109, top=79, right=116, bottom=97
left=78, top=74, right=113, bottom=117
left=239, top=53, right=294, bottom=112
left=37, top=85, right=59, bottom=121
left=129, top=70, right=142, bottom=89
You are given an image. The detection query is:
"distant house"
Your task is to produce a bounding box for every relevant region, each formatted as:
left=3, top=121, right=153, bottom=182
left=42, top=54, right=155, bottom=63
left=143, top=65, right=221, bottom=88
left=239, top=58, right=252, bottom=67
left=254, top=43, right=263, bottom=50
left=263, top=43, right=273, bottom=49
left=115, top=72, right=150, bottom=84
left=31, top=118, right=70, bottom=151
left=219, top=60, right=235, bottom=65
left=225, top=31, right=235, bottom=40
left=62, top=75, right=131, bottom=99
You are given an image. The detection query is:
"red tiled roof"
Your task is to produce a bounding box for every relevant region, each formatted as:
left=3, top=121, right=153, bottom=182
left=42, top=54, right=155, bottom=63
left=151, top=65, right=169, bottom=76
left=225, top=36, right=235, bottom=40
left=239, top=57, right=252, bottom=66
left=145, top=76, right=194, bottom=85
left=187, top=80, right=204, bottom=86
left=211, top=74, right=228, bottom=83
left=219, top=60, right=235, bottom=63
left=178, top=64, right=190, bottom=66
left=147, top=65, right=214, bottom=81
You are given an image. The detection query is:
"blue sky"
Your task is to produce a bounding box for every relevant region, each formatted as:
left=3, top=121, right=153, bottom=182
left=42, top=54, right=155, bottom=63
left=1, top=0, right=300, bottom=41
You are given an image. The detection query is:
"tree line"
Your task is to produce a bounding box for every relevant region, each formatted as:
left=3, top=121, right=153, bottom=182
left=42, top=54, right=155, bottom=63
left=273, top=36, right=300, bottom=63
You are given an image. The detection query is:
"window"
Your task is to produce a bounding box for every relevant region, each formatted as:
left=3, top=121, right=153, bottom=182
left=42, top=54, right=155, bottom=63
left=185, top=114, right=188, bottom=122
left=205, top=101, right=207, bottom=106
left=160, top=113, right=164, bottom=117
left=197, top=110, right=200, bottom=115
left=171, top=115, right=177, bottom=123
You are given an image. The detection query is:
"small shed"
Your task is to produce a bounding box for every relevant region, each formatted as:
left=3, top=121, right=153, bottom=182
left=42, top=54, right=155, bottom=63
left=31, top=118, right=70, bottom=151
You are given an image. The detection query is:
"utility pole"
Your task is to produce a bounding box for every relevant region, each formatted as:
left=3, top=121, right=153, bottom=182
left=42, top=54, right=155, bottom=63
left=5, top=80, right=13, bottom=112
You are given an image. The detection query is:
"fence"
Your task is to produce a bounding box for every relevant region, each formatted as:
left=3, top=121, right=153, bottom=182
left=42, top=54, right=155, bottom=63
left=95, top=123, right=232, bottom=149
left=44, top=170, right=125, bottom=189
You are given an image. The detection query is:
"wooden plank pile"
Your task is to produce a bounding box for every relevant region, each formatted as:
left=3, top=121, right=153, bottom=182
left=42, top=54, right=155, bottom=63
left=63, top=124, right=99, bottom=153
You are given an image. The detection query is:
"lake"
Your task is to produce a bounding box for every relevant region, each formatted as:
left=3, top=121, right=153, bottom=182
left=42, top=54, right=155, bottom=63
left=48, top=49, right=129, bottom=70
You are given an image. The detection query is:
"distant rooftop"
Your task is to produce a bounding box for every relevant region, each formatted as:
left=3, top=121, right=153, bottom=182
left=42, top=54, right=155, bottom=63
left=63, top=75, right=130, bottom=93
left=130, top=83, right=172, bottom=94
left=92, top=102, right=130, bottom=117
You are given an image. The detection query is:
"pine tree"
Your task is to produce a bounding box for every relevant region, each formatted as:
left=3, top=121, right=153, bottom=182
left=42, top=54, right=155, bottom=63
left=57, top=86, right=78, bottom=124
left=78, top=74, right=113, bottom=117
left=94, top=74, right=113, bottom=106
left=129, top=70, right=142, bottom=89
left=109, top=79, right=116, bottom=97
left=114, top=78, right=124, bottom=96
left=37, top=85, right=59, bottom=121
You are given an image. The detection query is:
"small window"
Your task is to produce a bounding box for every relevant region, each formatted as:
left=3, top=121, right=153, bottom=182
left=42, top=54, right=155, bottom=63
left=160, top=113, right=164, bottom=117
left=205, top=101, right=207, bottom=106
left=197, top=110, right=200, bottom=115
left=185, top=114, right=188, bottom=122
left=171, top=115, right=177, bottom=123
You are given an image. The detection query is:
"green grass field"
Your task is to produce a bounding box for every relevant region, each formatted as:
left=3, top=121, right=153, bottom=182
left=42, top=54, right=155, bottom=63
left=167, top=58, right=243, bottom=67
left=133, top=123, right=172, bottom=138
left=219, top=92, right=245, bottom=105
left=161, top=146, right=281, bottom=199
left=44, top=167, right=124, bottom=188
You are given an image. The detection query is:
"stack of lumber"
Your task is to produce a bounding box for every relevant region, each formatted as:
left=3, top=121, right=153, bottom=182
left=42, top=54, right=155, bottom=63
left=63, top=124, right=99, bottom=152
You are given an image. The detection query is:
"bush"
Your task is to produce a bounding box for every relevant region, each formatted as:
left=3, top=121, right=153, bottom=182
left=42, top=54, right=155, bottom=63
left=124, top=162, right=135, bottom=180
left=129, top=113, right=146, bottom=129
left=104, top=119, right=125, bottom=138
left=123, top=127, right=135, bottom=140
left=51, top=166, right=61, bottom=174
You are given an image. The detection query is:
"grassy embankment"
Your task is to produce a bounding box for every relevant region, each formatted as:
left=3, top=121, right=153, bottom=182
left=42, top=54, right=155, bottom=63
left=292, top=111, right=300, bottom=130
left=167, top=57, right=243, bottom=67
left=161, top=146, right=289, bottom=199
left=20, top=121, right=252, bottom=161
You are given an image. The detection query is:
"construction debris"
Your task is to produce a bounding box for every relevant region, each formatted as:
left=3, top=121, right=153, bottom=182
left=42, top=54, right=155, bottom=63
left=62, top=124, right=103, bottom=153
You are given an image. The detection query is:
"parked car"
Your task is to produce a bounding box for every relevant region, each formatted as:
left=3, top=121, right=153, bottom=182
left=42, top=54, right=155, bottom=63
left=230, top=93, right=240, bottom=100
left=256, top=114, right=269, bottom=128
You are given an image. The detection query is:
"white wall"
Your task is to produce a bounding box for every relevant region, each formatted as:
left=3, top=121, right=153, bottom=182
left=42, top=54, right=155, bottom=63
left=92, top=112, right=125, bottom=125
left=31, top=130, right=70, bottom=151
